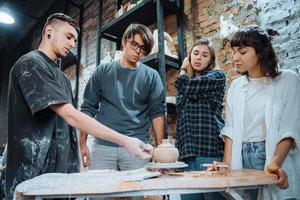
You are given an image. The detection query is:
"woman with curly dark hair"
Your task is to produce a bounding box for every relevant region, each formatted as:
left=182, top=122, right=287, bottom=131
left=212, top=25, right=300, bottom=200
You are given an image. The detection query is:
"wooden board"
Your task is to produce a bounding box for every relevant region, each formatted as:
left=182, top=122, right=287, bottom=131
left=15, top=169, right=277, bottom=199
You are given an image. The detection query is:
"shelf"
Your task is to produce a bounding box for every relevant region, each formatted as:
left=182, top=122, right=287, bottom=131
left=141, top=53, right=179, bottom=70
left=100, top=0, right=180, bottom=41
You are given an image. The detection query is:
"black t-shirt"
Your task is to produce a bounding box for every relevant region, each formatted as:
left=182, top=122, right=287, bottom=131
left=5, top=50, right=79, bottom=199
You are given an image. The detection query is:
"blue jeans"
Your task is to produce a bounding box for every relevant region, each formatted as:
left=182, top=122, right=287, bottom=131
left=180, top=156, right=225, bottom=200
left=242, top=141, right=266, bottom=200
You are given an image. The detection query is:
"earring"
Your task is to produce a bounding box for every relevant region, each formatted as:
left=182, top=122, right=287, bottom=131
left=47, top=34, right=51, bottom=39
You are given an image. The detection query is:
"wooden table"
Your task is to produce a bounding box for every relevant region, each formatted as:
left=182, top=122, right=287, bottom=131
left=15, top=169, right=277, bottom=200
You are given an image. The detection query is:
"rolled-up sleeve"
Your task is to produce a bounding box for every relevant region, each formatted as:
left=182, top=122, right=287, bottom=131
left=220, top=81, right=235, bottom=140
left=276, top=72, right=300, bottom=153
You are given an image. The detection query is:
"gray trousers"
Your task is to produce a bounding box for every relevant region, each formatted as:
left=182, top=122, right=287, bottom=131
left=88, top=142, right=149, bottom=200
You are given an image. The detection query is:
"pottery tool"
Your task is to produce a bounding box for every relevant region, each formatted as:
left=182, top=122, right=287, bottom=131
left=201, top=163, right=229, bottom=168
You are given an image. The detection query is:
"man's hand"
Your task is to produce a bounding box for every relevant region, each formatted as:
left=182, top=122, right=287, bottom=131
left=267, top=162, right=289, bottom=189
left=123, top=137, right=153, bottom=159
left=80, top=142, right=91, bottom=167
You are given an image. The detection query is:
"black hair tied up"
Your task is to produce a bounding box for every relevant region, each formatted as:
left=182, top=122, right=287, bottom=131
left=266, top=28, right=279, bottom=37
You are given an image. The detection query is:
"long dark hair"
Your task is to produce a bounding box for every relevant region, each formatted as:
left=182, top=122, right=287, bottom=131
left=230, top=25, right=280, bottom=78
left=188, top=38, right=216, bottom=71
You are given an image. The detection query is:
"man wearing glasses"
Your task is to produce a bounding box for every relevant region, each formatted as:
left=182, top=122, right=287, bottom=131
left=79, top=24, right=165, bottom=180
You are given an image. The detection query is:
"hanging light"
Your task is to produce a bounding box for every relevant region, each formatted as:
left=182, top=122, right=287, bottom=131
left=0, top=8, right=15, bottom=24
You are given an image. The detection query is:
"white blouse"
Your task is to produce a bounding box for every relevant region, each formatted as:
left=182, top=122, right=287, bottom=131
left=221, top=70, right=300, bottom=200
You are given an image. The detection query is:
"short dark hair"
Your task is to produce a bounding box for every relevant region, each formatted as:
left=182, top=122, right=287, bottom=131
left=122, top=23, right=154, bottom=56
left=42, top=13, right=80, bottom=35
left=230, top=25, right=280, bottom=78
left=188, top=38, right=216, bottom=70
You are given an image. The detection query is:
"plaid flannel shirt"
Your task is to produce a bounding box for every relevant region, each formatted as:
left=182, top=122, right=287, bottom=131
left=175, top=70, right=226, bottom=160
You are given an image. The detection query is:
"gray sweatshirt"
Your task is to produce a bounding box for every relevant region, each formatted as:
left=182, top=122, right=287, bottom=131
left=81, top=60, right=165, bottom=146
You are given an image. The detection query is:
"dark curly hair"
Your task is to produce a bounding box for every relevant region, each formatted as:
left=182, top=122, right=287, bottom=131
left=230, top=25, right=280, bottom=78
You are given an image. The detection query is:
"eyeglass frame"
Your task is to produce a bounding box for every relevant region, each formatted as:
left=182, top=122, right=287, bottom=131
left=126, top=39, right=147, bottom=56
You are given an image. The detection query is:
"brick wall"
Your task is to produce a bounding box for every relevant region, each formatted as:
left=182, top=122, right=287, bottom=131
left=77, top=0, right=300, bottom=106
left=22, top=0, right=299, bottom=117
left=1, top=1, right=296, bottom=144
left=181, top=0, right=260, bottom=86
left=257, top=0, right=300, bottom=73
left=2, top=0, right=296, bottom=118
left=164, top=0, right=299, bottom=95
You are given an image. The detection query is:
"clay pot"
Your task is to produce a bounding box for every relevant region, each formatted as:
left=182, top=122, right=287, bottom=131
left=153, top=139, right=179, bottom=163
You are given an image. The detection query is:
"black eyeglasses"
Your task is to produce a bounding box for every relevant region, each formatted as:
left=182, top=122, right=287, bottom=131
left=127, top=40, right=147, bottom=55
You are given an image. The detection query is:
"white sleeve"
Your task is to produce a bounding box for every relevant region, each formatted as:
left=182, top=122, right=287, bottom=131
left=277, top=72, right=300, bottom=153
left=220, top=81, right=235, bottom=140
